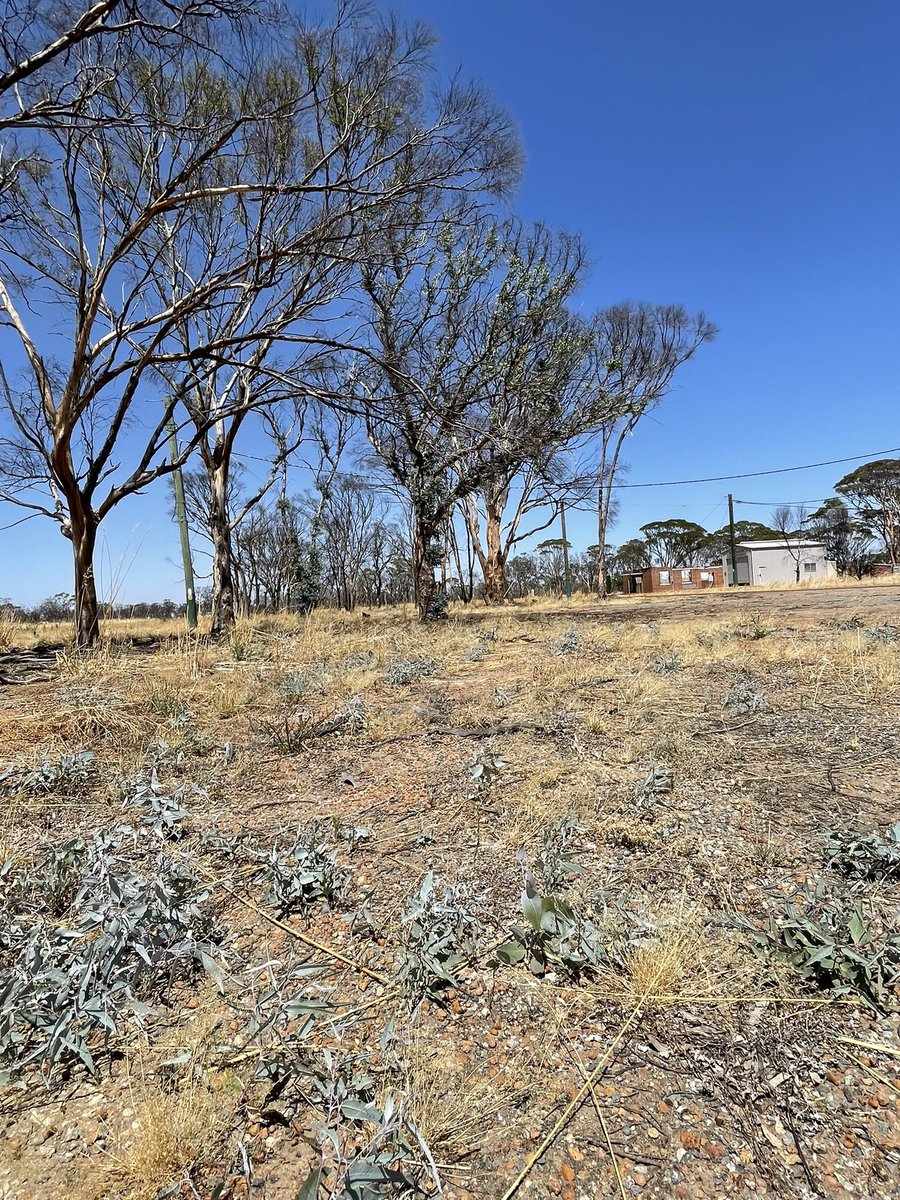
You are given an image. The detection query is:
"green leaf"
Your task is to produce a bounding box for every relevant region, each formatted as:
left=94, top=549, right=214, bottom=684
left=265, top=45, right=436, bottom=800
left=295, top=1167, right=322, bottom=1200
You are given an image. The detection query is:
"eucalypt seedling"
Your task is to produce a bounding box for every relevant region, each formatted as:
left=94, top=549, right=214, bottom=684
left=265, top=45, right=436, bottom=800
left=492, top=877, right=607, bottom=980
left=825, top=823, right=900, bottom=884
left=467, top=749, right=504, bottom=801
left=746, top=884, right=900, bottom=1010
left=397, top=871, right=483, bottom=1001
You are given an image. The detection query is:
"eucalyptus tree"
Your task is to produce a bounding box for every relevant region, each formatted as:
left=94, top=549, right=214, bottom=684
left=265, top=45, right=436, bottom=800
left=807, top=498, right=875, bottom=578
left=835, top=459, right=900, bottom=566
left=0, top=5, right=520, bottom=644
left=0, top=0, right=253, bottom=129
left=639, top=518, right=711, bottom=567
left=589, top=304, right=717, bottom=596
left=453, top=223, right=613, bottom=603
left=359, top=213, right=592, bottom=619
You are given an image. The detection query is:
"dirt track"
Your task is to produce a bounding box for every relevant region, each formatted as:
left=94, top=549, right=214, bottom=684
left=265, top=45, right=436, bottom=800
left=517, top=581, right=900, bottom=626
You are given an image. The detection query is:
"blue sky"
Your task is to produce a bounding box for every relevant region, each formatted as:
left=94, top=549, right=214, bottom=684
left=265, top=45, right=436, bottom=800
left=2, top=0, right=899, bottom=603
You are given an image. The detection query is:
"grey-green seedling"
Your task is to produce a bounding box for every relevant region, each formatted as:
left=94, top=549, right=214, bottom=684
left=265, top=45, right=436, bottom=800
left=745, top=884, right=900, bottom=1010
left=554, top=629, right=582, bottom=656
left=636, top=758, right=673, bottom=817
left=384, top=657, right=438, bottom=685
left=826, top=823, right=900, bottom=883
left=536, top=815, right=587, bottom=892
left=493, top=877, right=606, bottom=980
left=1, top=827, right=223, bottom=1078
left=723, top=675, right=768, bottom=715
left=467, top=749, right=504, bottom=799
left=0, top=750, right=95, bottom=796
left=257, top=824, right=352, bottom=916
left=397, top=872, right=483, bottom=1001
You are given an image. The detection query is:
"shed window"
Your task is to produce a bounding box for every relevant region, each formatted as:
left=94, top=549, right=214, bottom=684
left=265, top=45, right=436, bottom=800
left=658, top=570, right=671, bottom=585
left=803, top=561, right=817, bottom=574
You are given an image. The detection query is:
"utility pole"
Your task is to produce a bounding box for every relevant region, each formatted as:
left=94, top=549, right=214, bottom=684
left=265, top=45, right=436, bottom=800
left=727, top=493, right=739, bottom=587
left=167, top=415, right=198, bottom=629
left=560, top=501, right=572, bottom=599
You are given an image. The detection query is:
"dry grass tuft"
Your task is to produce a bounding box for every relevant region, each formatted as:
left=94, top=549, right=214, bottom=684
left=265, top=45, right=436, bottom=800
left=398, top=1033, right=518, bottom=1157
left=104, top=1054, right=234, bottom=1200
left=609, top=898, right=707, bottom=1007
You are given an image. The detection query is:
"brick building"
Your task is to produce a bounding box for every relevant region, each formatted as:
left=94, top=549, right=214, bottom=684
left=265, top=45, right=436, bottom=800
left=624, top=565, right=724, bottom=594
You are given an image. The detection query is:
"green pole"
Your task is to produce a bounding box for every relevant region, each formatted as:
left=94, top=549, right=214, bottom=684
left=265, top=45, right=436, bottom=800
left=167, top=415, right=198, bottom=629
left=560, top=501, right=573, bottom=599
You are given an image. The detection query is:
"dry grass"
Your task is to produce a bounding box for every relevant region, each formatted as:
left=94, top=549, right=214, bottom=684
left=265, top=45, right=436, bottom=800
left=103, top=1075, right=233, bottom=1200
left=607, top=898, right=710, bottom=1007
left=397, top=1032, right=520, bottom=1157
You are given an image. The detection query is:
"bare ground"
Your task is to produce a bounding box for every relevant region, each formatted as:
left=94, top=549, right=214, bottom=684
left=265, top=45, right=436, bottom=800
left=1, top=583, right=899, bottom=1200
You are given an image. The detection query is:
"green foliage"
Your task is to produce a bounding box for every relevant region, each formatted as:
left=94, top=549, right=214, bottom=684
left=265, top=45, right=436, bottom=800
left=747, top=887, right=900, bottom=1009
left=492, top=878, right=607, bottom=979
left=0, top=827, right=223, bottom=1079
left=467, top=749, right=504, bottom=798
left=0, top=750, right=95, bottom=796
left=826, top=823, right=900, bottom=883
left=257, top=824, right=352, bottom=916
left=639, top=519, right=710, bottom=567
left=117, top=767, right=198, bottom=839
left=397, top=872, right=483, bottom=1000
left=553, top=629, right=582, bottom=656
left=723, top=675, right=767, bottom=714
left=653, top=651, right=682, bottom=674
left=536, top=815, right=586, bottom=892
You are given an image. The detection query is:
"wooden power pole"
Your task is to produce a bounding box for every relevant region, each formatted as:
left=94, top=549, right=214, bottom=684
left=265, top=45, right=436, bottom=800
left=728, top=493, right=739, bottom=587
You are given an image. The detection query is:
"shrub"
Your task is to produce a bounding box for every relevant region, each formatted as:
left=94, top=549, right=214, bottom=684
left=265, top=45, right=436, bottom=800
left=493, top=879, right=606, bottom=979
left=397, top=872, right=483, bottom=1000
left=257, top=824, right=352, bottom=916
left=0, top=829, right=223, bottom=1078
left=384, top=657, right=437, bottom=685
left=826, top=823, right=900, bottom=883
left=747, top=887, right=900, bottom=1009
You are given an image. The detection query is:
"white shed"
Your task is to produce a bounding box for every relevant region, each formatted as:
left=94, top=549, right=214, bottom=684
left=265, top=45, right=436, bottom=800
left=722, top=539, right=836, bottom=586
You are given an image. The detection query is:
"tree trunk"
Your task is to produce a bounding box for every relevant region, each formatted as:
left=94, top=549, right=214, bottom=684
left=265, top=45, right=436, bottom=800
left=209, top=461, right=236, bottom=637
left=482, top=496, right=507, bottom=603
left=412, top=507, right=446, bottom=621
left=69, top=500, right=100, bottom=648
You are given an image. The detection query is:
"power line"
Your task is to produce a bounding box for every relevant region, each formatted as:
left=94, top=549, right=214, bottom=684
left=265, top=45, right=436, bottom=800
left=735, top=498, right=828, bottom=507
left=608, top=446, right=900, bottom=490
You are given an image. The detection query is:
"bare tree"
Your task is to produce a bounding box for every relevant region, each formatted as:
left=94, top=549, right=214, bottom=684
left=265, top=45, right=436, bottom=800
left=588, top=304, right=717, bottom=597
left=0, top=1, right=254, bottom=129
left=770, top=503, right=810, bottom=582
left=0, top=5, right=520, bottom=644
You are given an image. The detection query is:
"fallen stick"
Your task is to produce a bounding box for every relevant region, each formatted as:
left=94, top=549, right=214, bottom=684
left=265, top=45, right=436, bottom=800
left=195, top=864, right=391, bottom=985
left=371, top=721, right=547, bottom=747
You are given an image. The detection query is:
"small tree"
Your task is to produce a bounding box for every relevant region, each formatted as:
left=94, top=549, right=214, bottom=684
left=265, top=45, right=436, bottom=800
left=588, top=304, right=717, bottom=596
left=360, top=213, right=586, bottom=620
left=807, top=498, right=875, bottom=578
left=770, top=504, right=810, bottom=582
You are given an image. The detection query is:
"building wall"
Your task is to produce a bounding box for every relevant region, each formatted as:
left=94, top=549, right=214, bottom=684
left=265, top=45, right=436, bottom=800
left=641, top=566, right=724, bottom=593
left=746, top=544, right=834, bottom=585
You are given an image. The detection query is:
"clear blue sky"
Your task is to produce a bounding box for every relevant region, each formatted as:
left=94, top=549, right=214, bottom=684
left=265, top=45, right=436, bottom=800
left=2, top=0, right=899, bottom=603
